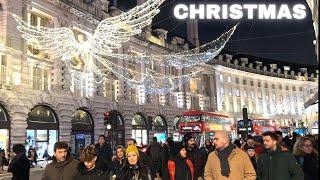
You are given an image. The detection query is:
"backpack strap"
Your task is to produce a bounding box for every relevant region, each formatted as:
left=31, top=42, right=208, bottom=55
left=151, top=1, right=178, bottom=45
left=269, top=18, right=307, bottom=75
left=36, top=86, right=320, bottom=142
left=168, top=160, right=176, bottom=180
left=186, top=159, right=194, bottom=180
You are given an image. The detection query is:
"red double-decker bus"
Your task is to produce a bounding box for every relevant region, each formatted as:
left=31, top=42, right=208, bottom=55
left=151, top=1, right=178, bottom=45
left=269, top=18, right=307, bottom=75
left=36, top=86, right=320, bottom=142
left=175, top=111, right=235, bottom=146
left=252, top=118, right=277, bottom=135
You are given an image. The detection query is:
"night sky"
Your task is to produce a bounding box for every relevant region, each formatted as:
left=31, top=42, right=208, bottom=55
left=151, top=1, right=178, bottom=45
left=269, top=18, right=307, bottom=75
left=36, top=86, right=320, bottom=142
left=115, top=0, right=318, bottom=66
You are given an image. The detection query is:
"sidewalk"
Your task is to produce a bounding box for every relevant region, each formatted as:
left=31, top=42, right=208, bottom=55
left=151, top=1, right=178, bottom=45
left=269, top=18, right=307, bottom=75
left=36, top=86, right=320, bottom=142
left=0, top=161, right=50, bottom=179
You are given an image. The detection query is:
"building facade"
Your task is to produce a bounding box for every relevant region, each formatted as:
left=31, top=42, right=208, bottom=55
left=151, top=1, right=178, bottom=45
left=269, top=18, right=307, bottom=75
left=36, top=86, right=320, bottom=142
left=0, top=0, right=318, bottom=156
left=203, top=54, right=318, bottom=133
left=0, top=0, right=207, bottom=155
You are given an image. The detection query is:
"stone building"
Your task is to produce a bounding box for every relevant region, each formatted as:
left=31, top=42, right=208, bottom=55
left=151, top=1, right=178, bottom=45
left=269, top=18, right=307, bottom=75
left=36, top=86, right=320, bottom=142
left=202, top=53, right=318, bottom=134
left=0, top=0, right=205, bottom=156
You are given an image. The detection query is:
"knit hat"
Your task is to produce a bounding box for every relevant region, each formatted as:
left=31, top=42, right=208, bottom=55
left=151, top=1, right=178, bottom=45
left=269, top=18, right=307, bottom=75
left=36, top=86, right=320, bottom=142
left=170, top=142, right=186, bottom=156
left=126, top=145, right=139, bottom=158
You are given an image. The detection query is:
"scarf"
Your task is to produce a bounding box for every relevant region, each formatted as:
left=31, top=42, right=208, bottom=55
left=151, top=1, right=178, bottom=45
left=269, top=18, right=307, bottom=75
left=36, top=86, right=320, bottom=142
left=217, top=144, right=234, bottom=177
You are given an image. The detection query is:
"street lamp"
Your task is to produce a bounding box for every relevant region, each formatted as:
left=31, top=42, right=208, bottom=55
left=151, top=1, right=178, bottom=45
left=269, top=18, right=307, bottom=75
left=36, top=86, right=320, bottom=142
left=106, top=124, right=111, bottom=130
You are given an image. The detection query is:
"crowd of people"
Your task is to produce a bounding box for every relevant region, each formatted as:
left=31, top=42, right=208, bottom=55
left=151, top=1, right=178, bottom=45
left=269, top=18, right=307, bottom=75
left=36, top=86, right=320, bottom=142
left=2, top=131, right=319, bottom=180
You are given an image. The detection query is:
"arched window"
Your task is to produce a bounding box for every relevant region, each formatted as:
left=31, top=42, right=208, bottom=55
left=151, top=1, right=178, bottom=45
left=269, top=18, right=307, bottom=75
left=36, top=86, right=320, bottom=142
left=26, top=105, right=58, bottom=158
left=153, top=116, right=166, bottom=130
left=152, top=116, right=167, bottom=142
left=132, top=114, right=147, bottom=128
left=132, top=114, right=148, bottom=146
left=0, top=103, right=9, bottom=152
left=71, top=109, right=94, bottom=156
left=28, top=105, right=56, bottom=124
left=0, top=104, right=8, bottom=122
left=72, top=109, right=92, bottom=125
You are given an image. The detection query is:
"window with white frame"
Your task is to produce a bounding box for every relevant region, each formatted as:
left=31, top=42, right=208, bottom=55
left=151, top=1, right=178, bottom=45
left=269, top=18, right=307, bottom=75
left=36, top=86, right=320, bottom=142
left=227, top=76, right=232, bottom=83
left=27, top=12, right=50, bottom=58
left=0, top=55, right=7, bottom=84
left=236, top=89, right=240, bottom=97
left=220, top=86, right=224, bottom=95
left=33, top=66, right=42, bottom=90
left=219, top=74, right=224, bottom=82
left=71, top=71, right=92, bottom=97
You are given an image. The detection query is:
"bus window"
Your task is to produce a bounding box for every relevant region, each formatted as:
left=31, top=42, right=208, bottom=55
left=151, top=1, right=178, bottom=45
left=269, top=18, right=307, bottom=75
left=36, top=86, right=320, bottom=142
left=181, top=115, right=201, bottom=123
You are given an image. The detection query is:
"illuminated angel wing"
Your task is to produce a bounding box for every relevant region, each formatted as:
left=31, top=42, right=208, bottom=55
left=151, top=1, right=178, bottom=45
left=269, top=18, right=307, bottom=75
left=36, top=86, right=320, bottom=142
left=12, top=14, right=79, bottom=58
left=89, top=0, right=165, bottom=55
left=100, top=24, right=238, bottom=68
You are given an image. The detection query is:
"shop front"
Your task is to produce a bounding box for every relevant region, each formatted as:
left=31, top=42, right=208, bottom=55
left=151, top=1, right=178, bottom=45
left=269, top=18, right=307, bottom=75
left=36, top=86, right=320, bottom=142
left=26, top=105, right=58, bottom=158
left=132, top=113, right=148, bottom=146
left=0, top=104, right=9, bottom=152
left=152, top=115, right=167, bottom=143
left=70, top=109, right=94, bottom=157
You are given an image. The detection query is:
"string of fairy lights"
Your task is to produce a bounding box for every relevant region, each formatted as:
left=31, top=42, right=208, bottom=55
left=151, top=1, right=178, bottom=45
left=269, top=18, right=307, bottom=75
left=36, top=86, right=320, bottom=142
left=12, top=0, right=236, bottom=94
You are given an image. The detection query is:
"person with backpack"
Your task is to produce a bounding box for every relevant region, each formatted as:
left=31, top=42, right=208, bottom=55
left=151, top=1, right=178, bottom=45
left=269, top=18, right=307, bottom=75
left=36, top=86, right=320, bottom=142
left=146, top=137, right=162, bottom=179
left=162, top=142, right=194, bottom=180
left=293, top=136, right=318, bottom=180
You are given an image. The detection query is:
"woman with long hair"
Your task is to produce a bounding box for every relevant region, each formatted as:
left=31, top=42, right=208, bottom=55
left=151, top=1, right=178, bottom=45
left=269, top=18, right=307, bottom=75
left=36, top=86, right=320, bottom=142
left=293, top=136, right=318, bottom=180
left=110, top=145, right=126, bottom=179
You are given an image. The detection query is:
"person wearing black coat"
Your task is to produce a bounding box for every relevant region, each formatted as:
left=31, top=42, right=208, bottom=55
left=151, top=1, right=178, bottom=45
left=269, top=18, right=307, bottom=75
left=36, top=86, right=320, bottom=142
left=293, top=136, right=319, bottom=180
left=95, top=135, right=112, bottom=164
left=8, top=144, right=30, bottom=180
left=110, top=145, right=126, bottom=179
left=75, top=145, right=109, bottom=180
left=257, top=131, right=303, bottom=180
left=184, top=134, right=207, bottom=179
left=162, top=142, right=194, bottom=180
left=117, top=145, right=151, bottom=180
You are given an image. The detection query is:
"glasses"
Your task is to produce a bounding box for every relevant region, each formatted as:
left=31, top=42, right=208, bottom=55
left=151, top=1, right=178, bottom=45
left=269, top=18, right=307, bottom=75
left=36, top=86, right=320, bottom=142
left=213, top=138, right=220, bottom=141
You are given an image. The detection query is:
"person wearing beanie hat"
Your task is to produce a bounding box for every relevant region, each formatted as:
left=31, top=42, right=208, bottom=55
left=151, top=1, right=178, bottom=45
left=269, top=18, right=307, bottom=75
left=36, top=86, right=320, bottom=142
left=163, top=142, right=194, bottom=180
left=246, top=145, right=257, bottom=172
left=125, top=145, right=140, bottom=159
left=117, top=145, right=151, bottom=180
left=110, top=145, right=126, bottom=179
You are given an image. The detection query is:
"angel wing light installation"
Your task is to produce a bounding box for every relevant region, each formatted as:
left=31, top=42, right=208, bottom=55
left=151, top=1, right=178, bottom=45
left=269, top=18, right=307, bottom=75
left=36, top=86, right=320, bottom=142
left=13, top=0, right=237, bottom=94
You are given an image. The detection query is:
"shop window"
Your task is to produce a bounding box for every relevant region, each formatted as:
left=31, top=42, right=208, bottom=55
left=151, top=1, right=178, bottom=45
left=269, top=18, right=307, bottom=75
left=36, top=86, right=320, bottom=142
left=132, top=114, right=148, bottom=146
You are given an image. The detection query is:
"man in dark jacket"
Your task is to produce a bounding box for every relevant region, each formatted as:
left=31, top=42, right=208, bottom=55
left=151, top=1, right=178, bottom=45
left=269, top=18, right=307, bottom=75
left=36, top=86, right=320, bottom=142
left=41, top=142, right=79, bottom=180
left=184, top=134, right=207, bottom=179
left=8, top=144, right=30, bottom=180
left=257, top=131, right=304, bottom=180
left=95, top=135, right=112, bottom=164
left=146, top=137, right=162, bottom=179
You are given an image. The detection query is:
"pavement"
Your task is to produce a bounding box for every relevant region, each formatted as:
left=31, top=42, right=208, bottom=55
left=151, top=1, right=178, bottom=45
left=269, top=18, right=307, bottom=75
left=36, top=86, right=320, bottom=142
left=0, top=161, right=49, bottom=180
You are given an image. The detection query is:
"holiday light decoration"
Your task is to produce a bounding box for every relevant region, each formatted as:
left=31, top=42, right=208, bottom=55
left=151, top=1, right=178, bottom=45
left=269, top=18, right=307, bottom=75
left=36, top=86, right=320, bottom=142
left=12, top=0, right=236, bottom=94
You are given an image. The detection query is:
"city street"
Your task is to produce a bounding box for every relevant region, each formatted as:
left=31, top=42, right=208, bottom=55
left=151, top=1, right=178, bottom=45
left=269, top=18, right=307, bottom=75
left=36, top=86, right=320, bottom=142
left=0, top=170, right=43, bottom=180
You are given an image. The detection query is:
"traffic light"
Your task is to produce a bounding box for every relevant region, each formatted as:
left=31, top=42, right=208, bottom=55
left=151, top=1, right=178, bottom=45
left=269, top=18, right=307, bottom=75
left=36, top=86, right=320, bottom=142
left=103, top=112, right=110, bottom=126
